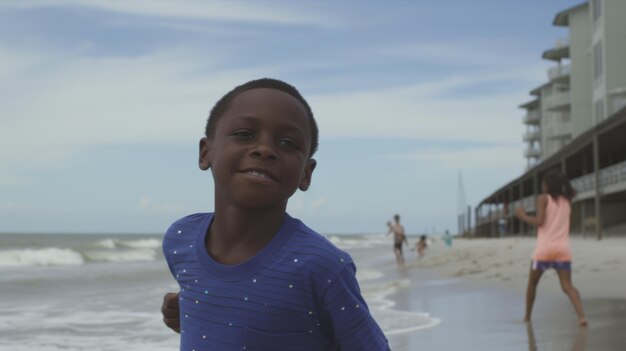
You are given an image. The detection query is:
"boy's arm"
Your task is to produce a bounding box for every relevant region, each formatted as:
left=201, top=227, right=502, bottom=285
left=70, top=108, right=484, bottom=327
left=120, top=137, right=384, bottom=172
left=322, top=263, right=389, bottom=350
left=161, top=292, right=181, bottom=333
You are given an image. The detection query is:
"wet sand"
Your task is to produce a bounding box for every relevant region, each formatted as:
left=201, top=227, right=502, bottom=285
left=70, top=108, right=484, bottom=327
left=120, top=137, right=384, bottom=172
left=380, top=237, right=626, bottom=351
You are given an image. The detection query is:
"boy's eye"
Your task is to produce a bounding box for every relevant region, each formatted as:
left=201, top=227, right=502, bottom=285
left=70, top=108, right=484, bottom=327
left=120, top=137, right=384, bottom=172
left=231, top=130, right=254, bottom=140
left=279, top=138, right=299, bottom=150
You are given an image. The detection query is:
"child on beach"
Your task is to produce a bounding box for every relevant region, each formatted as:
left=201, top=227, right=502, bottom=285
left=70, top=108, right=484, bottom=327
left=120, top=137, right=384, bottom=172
left=412, top=235, right=428, bottom=259
left=515, top=168, right=587, bottom=326
left=160, top=78, right=389, bottom=350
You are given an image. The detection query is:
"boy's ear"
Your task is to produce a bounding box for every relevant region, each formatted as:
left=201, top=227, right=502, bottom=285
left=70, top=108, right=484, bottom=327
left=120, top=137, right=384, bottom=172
left=299, top=159, right=316, bottom=191
left=199, top=137, right=212, bottom=170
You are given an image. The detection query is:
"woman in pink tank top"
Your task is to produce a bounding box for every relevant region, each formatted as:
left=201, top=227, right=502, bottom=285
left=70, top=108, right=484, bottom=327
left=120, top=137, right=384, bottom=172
left=515, top=169, right=587, bottom=327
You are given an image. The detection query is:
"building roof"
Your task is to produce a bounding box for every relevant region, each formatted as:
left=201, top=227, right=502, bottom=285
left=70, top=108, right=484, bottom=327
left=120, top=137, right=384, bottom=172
left=519, top=99, right=539, bottom=109
left=529, top=82, right=550, bottom=96
left=553, top=2, right=588, bottom=27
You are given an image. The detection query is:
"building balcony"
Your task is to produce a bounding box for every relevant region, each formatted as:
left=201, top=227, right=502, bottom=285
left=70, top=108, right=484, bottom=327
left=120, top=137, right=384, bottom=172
left=524, top=146, right=541, bottom=158
left=545, top=90, right=571, bottom=112
left=548, top=64, right=571, bottom=83
left=542, top=37, right=570, bottom=61
left=523, top=130, right=541, bottom=141
left=523, top=110, right=541, bottom=124
left=571, top=160, right=626, bottom=200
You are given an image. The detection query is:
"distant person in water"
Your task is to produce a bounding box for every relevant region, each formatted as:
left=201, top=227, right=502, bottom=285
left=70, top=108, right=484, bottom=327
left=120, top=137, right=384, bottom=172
left=443, top=230, right=453, bottom=248
left=412, top=235, right=428, bottom=259
left=515, top=168, right=587, bottom=327
left=387, top=214, right=408, bottom=266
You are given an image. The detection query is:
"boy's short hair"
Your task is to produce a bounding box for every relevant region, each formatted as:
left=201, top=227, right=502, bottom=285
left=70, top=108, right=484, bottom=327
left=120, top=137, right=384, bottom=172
left=204, top=78, right=319, bottom=157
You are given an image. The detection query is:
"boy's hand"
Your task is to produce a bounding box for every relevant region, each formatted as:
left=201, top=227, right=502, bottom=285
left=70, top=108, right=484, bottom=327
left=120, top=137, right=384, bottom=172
left=515, top=207, right=526, bottom=218
left=162, top=292, right=181, bottom=333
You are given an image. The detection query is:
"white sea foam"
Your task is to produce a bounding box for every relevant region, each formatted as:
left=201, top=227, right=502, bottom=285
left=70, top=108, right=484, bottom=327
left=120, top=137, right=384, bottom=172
left=364, top=278, right=442, bottom=335
left=356, top=268, right=384, bottom=282
left=0, top=248, right=84, bottom=267
left=94, top=238, right=117, bottom=249
left=327, top=235, right=389, bottom=250
left=83, top=248, right=156, bottom=262
left=115, top=238, right=161, bottom=249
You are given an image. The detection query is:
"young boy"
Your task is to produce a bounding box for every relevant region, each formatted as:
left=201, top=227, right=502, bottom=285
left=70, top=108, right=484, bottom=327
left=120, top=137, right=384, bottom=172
left=161, top=78, right=389, bottom=350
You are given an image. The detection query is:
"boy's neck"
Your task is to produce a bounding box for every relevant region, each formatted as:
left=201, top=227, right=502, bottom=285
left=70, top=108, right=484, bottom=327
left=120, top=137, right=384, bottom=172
left=206, top=204, right=287, bottom=265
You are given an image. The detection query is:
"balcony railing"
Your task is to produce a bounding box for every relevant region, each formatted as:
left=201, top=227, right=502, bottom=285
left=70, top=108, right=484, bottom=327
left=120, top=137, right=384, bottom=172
left=571, top=160, right=626, bottom=197
left=524, top=147, right=541, bottom=158
left=548, top=64, right=571, bottom=81
left=545, top=90, right=571, bottom=111
left=523, top=130, right=541, bottom=141
left=523, top=110, right=541, bottom=124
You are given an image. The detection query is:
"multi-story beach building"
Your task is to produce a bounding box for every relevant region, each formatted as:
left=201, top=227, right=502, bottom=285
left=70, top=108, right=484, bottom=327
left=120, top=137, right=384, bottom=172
left=522, top=0, right=626, bottom=168
left=475, top=0, right=626, bottom=238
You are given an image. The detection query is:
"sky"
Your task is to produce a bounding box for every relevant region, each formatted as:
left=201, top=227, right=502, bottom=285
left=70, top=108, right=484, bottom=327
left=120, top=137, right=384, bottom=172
left=0, top=0, right=582, bottom=235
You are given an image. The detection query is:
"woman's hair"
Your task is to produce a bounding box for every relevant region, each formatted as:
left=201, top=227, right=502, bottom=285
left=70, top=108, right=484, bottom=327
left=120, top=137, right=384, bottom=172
left=543, top=168, right=576, bottom=201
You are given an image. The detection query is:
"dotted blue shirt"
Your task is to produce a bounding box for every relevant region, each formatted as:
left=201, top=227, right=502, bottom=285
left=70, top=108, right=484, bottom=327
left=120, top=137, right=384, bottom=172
left=163, top=213, right=389, bottom=351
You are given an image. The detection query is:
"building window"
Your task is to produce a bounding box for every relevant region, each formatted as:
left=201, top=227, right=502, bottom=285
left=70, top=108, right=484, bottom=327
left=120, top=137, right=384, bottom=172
left=595, top=99, right=604, bottom=123
left=593, top=41, right=603, bottom=79
left=592, top=0, right=602, bottom=22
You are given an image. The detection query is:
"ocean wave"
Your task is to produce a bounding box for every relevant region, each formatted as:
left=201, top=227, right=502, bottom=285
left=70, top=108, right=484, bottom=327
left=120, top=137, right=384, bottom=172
left=0, top=248, right=84, bottom=267
left=356, top=268, right=384, bottom=282
left=364, top=278, right=442, bottom=334
left=92, top=238, right=162, bottom=250
left=83, top=248, right=157, bottom=262
left=327, top=235, right=389, bottom=250
left=94, top=238, right=116, bottom=249
left=0, top=240, right=162, bottom=267
left=115, top=238, right=162, bottom=249
left=374, top=310, right=441, bottom=335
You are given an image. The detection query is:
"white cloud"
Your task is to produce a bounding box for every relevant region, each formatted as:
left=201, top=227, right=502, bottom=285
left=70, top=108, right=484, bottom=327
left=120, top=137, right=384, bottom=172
left=384, top=144, right=524, bottom=172
left=0, top=43, right=272, bottom=175
left=0, top=39, right=537, bottom=184
left=310, top=76, right=531, bottom=143
left=4, top=0, right=338, bottom=28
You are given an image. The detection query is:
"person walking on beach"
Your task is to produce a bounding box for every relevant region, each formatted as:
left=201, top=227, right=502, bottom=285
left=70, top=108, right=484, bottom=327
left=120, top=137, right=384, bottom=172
left=160, top=78, right=389, bottom=350
left=387, top=214, right=408, bottom=266
left=515, top=168, right=587, bottom=326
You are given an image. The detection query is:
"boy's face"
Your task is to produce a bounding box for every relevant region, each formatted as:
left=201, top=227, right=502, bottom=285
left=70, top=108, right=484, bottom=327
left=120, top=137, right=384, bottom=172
left=199, top=88, right=316, bottom=210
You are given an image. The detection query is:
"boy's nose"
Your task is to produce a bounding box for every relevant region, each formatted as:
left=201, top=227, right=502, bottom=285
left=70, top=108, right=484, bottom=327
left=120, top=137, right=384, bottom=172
left=250, top=139, right=278, bottom=160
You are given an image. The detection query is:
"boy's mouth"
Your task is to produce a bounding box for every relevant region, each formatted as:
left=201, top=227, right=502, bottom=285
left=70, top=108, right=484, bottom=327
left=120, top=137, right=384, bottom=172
left=240, top=168, right=277, bottom=182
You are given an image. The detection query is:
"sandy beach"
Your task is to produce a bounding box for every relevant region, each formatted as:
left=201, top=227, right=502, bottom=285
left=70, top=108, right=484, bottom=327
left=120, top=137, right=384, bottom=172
left=1, top=233, right=624, bottom=350
left=378, top=236, right=626, bottom=350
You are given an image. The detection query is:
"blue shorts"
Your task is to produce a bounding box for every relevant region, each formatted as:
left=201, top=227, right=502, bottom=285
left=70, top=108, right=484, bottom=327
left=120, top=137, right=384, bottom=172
left=531, top=260, right=571, bottom=271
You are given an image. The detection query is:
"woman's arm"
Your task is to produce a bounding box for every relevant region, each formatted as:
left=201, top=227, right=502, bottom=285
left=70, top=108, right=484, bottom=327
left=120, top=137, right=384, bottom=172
left=515, top=194, right=548, bottom=227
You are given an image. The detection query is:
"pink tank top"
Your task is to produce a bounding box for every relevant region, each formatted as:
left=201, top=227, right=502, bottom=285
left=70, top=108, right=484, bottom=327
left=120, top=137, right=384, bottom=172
left=532, top=195, right=572, bottom=261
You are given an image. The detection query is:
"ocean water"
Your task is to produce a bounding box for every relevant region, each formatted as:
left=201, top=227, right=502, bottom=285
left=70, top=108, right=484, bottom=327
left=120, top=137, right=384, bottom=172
left=0, top=233, right=438, bottom=350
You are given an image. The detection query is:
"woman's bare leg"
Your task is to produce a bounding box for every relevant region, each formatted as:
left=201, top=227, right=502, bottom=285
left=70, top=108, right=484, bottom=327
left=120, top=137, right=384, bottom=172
left=556, top=269, right=587, bottom=326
